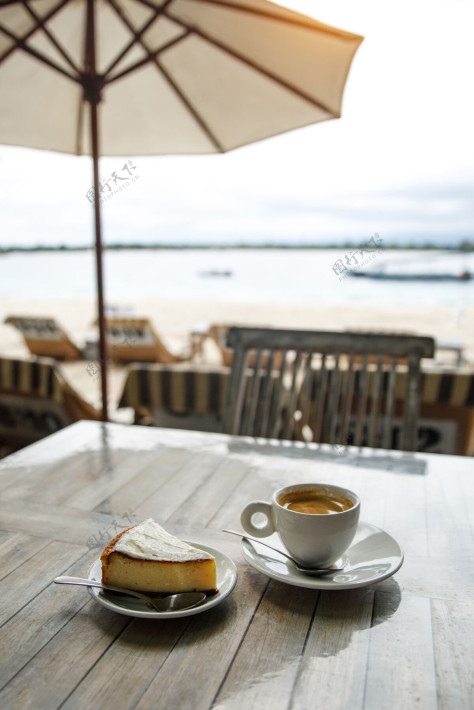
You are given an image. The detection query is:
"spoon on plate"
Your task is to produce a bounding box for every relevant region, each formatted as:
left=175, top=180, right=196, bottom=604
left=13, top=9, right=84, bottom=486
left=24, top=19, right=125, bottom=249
left=222, top=529, right=344, bottom=576
left=54, top=576, right=206, bottom=612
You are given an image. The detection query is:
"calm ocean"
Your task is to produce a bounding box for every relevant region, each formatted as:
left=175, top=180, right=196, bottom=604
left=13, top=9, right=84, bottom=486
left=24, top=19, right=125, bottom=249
left=1, top=248, right=473, bottom=307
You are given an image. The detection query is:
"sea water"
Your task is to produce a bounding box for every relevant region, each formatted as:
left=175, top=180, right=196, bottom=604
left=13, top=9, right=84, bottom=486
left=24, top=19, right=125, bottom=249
left=0, top=248, right=473, bottom=308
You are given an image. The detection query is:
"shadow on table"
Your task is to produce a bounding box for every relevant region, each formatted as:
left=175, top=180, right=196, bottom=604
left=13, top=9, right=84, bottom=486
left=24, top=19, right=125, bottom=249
left=226, top=438, right=427, bottom=476
left=256, top=574, right=402, bottom=659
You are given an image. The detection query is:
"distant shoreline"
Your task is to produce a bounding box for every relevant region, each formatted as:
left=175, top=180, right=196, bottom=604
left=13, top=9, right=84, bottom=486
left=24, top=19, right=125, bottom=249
left=1, top=242, right=473, bottom=254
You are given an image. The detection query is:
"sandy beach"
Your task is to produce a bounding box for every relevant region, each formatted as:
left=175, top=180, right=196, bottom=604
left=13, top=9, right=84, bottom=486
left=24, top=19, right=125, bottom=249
left=1, top=296, right=473, bottom=421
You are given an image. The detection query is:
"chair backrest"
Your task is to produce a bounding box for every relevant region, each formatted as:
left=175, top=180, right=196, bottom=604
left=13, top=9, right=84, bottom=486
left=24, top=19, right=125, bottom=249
left=4, top=316, right=81, bottom=360
left=104, top=318, right=182, bottom=364
left=223, top=327, right=435, bottom=451
left=0, top=356, right=100, bottom=452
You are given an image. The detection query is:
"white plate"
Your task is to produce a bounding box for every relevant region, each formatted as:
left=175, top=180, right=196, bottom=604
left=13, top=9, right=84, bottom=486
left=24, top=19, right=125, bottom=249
left=87, top=542, right=237, bottom=618
left=241, top=521, right=403, bottom=590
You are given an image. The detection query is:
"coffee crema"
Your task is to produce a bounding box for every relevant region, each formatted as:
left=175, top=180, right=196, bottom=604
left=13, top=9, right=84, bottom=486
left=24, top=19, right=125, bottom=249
left=278, top=489, right=354, bottom=515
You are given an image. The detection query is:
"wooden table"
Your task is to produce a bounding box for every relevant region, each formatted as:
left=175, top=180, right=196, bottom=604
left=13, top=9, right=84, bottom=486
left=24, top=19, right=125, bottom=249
left=0, top=421, right=472, bottom=710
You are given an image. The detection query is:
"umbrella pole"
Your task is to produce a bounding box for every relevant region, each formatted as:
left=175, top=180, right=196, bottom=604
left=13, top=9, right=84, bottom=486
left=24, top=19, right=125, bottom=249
left=90, top=101, right=108, bottom=422
left=85, top=0, right=108, bottom=422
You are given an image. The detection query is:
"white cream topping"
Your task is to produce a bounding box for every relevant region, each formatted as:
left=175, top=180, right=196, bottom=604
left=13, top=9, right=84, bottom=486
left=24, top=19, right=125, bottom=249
left=114, top=519, right=214, bottom=562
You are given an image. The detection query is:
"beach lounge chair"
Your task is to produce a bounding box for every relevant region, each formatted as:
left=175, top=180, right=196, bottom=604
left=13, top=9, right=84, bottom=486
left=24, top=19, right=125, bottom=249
left=4, top=315, right=83, bottom=360
left=117, top=363, right=228, bottom=430
left=0, top=356, right=100, bottom=454
left=117, top=362, right=273, bottom=432
left=223, top=327, right=435, bottom=451
left=102, top=317, right=188, bottom=364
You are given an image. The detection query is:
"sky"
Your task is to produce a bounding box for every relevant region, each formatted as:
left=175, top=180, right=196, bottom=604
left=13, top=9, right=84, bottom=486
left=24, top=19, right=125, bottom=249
left=0, top=0, right=473, bottom=248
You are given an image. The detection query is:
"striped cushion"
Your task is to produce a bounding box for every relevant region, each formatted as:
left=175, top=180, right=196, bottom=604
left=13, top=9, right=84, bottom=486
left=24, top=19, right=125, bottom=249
left=118, top=365, right=229, bottom=417
left=421, top=370, right=474, bottom=407
left=0, top=357, right=65, bottom=403
left=299, top=366, right=474, bottom=409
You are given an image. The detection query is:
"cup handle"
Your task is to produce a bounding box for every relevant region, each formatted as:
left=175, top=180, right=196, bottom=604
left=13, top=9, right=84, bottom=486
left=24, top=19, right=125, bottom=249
left=240, top=501, right=275, bottom=538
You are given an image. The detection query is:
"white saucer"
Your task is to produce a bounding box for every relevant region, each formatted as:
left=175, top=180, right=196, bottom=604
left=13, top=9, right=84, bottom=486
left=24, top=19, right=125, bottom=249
left=241, top=521, right=403, bottom=590
left=88, top=542, right=237, bottom=618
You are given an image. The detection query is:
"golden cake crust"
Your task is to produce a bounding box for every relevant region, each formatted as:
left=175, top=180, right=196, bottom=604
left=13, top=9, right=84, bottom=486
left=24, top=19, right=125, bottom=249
left=100, top=524, right=218, bottom=594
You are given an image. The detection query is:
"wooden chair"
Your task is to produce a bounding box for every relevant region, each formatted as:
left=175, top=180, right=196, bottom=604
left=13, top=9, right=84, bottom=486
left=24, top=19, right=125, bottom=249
left=4, top=315, right=82, bottom=360
left=223, top=327, right=435, bottom=451
left=0, top=356, right=100, bottom=454
left=102, top=318, right=188, bottom=364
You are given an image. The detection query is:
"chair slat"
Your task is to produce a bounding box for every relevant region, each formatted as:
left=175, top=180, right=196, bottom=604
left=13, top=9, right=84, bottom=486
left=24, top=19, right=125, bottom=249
left=382, top=356, right=398, bottom=448
left=402, top=354, right=422, bottom=451
left=282, top=350, right=303, bottom=440
left=368, top=355, right=383, bottom=447
left=244, top=348, right=263, bottom=436
left=327, top=354, right=342, bottom=444
left=339, top=353, right=355, bottom=446
left=297, top=352, right=315, bottom=441
left=258, top=349, right=275, bottom=438
left=354, top=354, right=370, bottom=446
left=310, top=354, right=328, bottom=443
left=270, top=349, right=289, bottom=439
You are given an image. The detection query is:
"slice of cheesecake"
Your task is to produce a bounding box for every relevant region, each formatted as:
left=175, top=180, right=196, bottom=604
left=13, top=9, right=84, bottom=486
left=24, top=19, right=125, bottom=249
left=101, top=519, right=217, bottom=594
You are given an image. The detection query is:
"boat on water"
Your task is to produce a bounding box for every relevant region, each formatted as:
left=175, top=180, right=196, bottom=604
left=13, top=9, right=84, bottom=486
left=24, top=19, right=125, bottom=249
left=348, top=250, right=473, bottom=282
left=198, top=269, right=233, bottom=278
left=349, top=270, right=471, bottom=281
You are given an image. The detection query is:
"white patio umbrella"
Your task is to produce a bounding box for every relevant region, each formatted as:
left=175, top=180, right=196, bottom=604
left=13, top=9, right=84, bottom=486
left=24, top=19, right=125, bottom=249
left=0, top=0, right=363, bottom=420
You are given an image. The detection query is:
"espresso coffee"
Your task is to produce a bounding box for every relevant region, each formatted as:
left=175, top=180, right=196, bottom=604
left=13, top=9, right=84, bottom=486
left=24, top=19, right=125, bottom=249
left=278, top=489, right=353, bottom=515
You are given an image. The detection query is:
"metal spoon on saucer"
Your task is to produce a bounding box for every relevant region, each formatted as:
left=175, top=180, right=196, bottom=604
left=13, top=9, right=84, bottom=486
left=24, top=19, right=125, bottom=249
left=54, top=576, right=206, bottom=611
left=222, top=529, right=344, bottom=576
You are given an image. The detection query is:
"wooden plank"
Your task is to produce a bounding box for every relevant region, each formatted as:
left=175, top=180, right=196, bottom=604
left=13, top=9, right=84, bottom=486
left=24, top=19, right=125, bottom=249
left=0, top=547, right=99, bottom=688
left=291, top=588, right=375, bottom=710
left=213, top=580, right=317, bottom=709
left=0, top=448, right=124, bottom=505
left=382, top=358, right=398, bottom=449
left=381, top=470, right=428, bottom=558
left=339, top=354, right=355, bottom=445
left=431, top=597, right=474, bottom=710
left=258, top=350, right=276, bottom=437
left=168, top=457, right=249, bottom=528
left=310, top=354, right=328, bottom=442
left=424, top=464, right=473, bottom=559
left=0, top=499, right=121, bottom=545
left=270, top=349, right=289, bottom=439
left=0, top=600, right=125, bottom=709
left=244, top=347, right=263, bottom=436
left=226, top=328, right=434, bottom=359
left=282, top=350, right=303, bottom=440
left=0, top=532, right=50, bottom=581
left=63, top=566, right=268, bottom=710
left=0, top=541, right=86, bottom=628
left=93, top=447, right=197, bottom=515
left=63, top=449, right=162, bottom=510
left=368, top=355, right=383, bottom=447
left=132, top=452, right=224, bottom=522
left=363, top=593, right=437, bottom=710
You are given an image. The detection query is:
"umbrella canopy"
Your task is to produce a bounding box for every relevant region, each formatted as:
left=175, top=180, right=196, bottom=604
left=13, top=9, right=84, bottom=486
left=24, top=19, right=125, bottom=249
left=0, top=0, right=363, bottom=419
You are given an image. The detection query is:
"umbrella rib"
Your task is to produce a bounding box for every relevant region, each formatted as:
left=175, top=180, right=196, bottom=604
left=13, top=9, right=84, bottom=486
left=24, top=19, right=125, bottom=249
left=0, top=22, right=79, bottom=83
left=0, top=0, right=79, bottom=79
left=155, top=56, right=226, bottom=152
left=20, top=0, right=82, bottom=75
left=104, top=1, right=225, bottom=152
left=166, top=20, right=337, bottom=117
left=103, top=0, right=175, bottom=77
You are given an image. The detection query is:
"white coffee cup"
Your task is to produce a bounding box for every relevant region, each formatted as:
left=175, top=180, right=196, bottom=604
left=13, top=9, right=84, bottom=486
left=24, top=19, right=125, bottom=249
left=240, top=482, right=360, bottom=567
